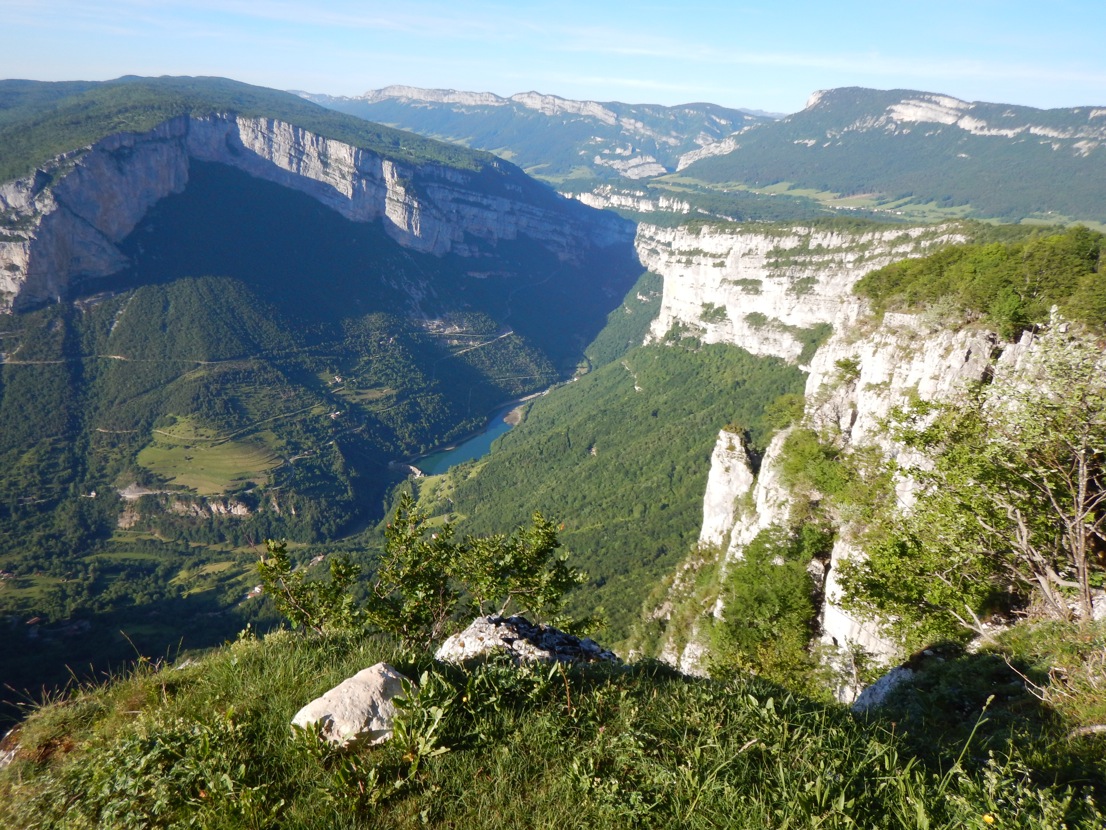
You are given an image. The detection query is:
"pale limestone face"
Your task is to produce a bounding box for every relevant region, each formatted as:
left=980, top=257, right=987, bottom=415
left=1, top=113, right=628, bottom=312
left=638, top=223, right=963, bottom=363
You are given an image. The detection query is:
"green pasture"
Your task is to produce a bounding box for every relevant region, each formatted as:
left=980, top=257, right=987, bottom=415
left=86, top=550, right=164, bottom=563
left=1020, top=213, right=1106, bottom=233
left=338, top=386, right=394, bottom=404
left=136, top=417, right=280, bottom=496
left=169, top=558, right=255, bottom=598
left=0, top=572, right=61, bottom=603
left=109, top=530, right=164, bottom=543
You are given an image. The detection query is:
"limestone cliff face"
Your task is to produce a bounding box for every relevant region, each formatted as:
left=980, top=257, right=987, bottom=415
left=676, top=136, right=742, bottom=170
left=723, top=432, right=795, bottom=559
left=804, top=318, right=1012, bottom=661
left=698, top=429, right=756, bottom=549
left=670, top=314, right=1039, bottom=683
left=655, top=311, right=1017, bottom=678
left=0, top=114, right=629, bottom=312
left=660, top=428, right=794, bottom=675
left=640, top=219, right=1039, bottom=681
left=638, top=223, right=963, bottom=363
left=568, top=186, right=691, bottom=215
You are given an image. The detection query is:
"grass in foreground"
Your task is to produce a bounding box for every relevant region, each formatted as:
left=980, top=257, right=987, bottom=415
left=1, top=625, right=1102, bottom=829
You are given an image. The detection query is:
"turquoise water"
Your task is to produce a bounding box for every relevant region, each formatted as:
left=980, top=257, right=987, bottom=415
left=415, top=405, right=519, bottom=475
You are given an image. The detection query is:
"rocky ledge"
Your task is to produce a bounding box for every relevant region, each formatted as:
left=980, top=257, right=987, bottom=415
left=435, top=615, right=619, bottom=665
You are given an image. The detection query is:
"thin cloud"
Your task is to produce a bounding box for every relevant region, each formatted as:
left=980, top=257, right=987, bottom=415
left=4, top=0, right=1105, bottom=111
left=554, top=33, right=1106, bottom=93
left=544, top=74, right=729, bottom=96
left=147, top=0, right=514, bottom=40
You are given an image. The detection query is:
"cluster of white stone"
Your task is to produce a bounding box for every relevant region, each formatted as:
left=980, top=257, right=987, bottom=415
left=291, top=616, right=618, bottom=747
left=434, top=615, right=618, bottom=666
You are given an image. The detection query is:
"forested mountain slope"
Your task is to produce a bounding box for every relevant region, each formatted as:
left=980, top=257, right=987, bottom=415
left=683, top=87, right=1106, bottom=224
left=0, top=77, right=639, bottom=715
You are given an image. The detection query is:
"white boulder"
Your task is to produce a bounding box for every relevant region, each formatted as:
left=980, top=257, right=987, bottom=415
left=291, top=662, right=412, bottom=746
left=850, top=666, right=915, bottom=714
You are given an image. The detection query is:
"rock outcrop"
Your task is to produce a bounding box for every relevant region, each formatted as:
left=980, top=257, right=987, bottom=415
left=637, top=222, right=963, bottom=363
left=291, top=662, right=412, bottom=747
left=0, top=114, right=630, bottom=312
left=850, top=666, right=915, bottom=714
left=676, top=136, right=743, bottom=170
left=718, top=431, right=795, bottom=559
left=435, top=616, right=619, bottom=665
left=0, top=727, right=18, bottom=771
left=698, top=428, right=755, bottom=549
left=656, top=429, right=795, bottom=675
left=637, top=219, right=1047, bottom=692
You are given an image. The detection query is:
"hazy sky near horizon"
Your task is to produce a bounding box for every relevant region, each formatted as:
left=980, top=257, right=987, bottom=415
left=3, top=0, right=1103, bottom=114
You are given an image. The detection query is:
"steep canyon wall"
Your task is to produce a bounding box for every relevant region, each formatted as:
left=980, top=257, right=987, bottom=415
left=0, top=115, right=629, bottom=312
left=636, top=220, right=1030, bottom=683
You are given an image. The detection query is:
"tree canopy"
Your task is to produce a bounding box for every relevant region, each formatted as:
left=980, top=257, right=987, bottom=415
left=854, top=226, right=1106, bottom=335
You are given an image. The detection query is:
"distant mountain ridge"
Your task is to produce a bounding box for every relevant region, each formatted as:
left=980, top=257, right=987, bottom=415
left=683, top=87, right=1106, bottom=222
left=800, top=87, right=1106, bottom=143
left=297, top=86, right=770, bottom=181
left=304, top=84, right=1106, bottom=225
left=353, top=84, right=779, bottom=121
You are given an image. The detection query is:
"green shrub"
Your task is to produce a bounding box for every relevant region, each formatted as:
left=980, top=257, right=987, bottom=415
left=699, top=302, right=729, bottom=324
left=257, top=541, right=363, bottom=635
left=710, top=525, right=834, bottom=698
left=261, top=494, right=584, bottom=648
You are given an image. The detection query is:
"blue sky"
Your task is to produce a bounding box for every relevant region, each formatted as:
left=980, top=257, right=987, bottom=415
left=3, top=0, right=1104, bottom=113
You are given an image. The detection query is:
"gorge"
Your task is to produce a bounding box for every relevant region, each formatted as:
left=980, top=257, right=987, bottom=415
left=1, top=74, right=1104, bottom=828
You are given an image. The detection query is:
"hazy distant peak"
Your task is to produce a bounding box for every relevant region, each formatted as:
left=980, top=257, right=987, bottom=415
left=359, top=85, right=622, bottom=123
left=363, top=85, right=508, bottom=107
left=799, top=87, right=1106, bottom=145
left=885, top=95, right=1106, bottom=140
left=355, top=85, right=759, bottom=125
left=507, top=91, right=619, bottom=124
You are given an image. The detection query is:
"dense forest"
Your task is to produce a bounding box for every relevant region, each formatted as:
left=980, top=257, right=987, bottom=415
left=855, top=225, right=1106, bottom=335
left=411, top=338, right=806, bottom=639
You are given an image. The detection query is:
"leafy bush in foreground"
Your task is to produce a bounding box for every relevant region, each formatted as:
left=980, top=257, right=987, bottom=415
left=259, top=494, right=583, bottom=647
